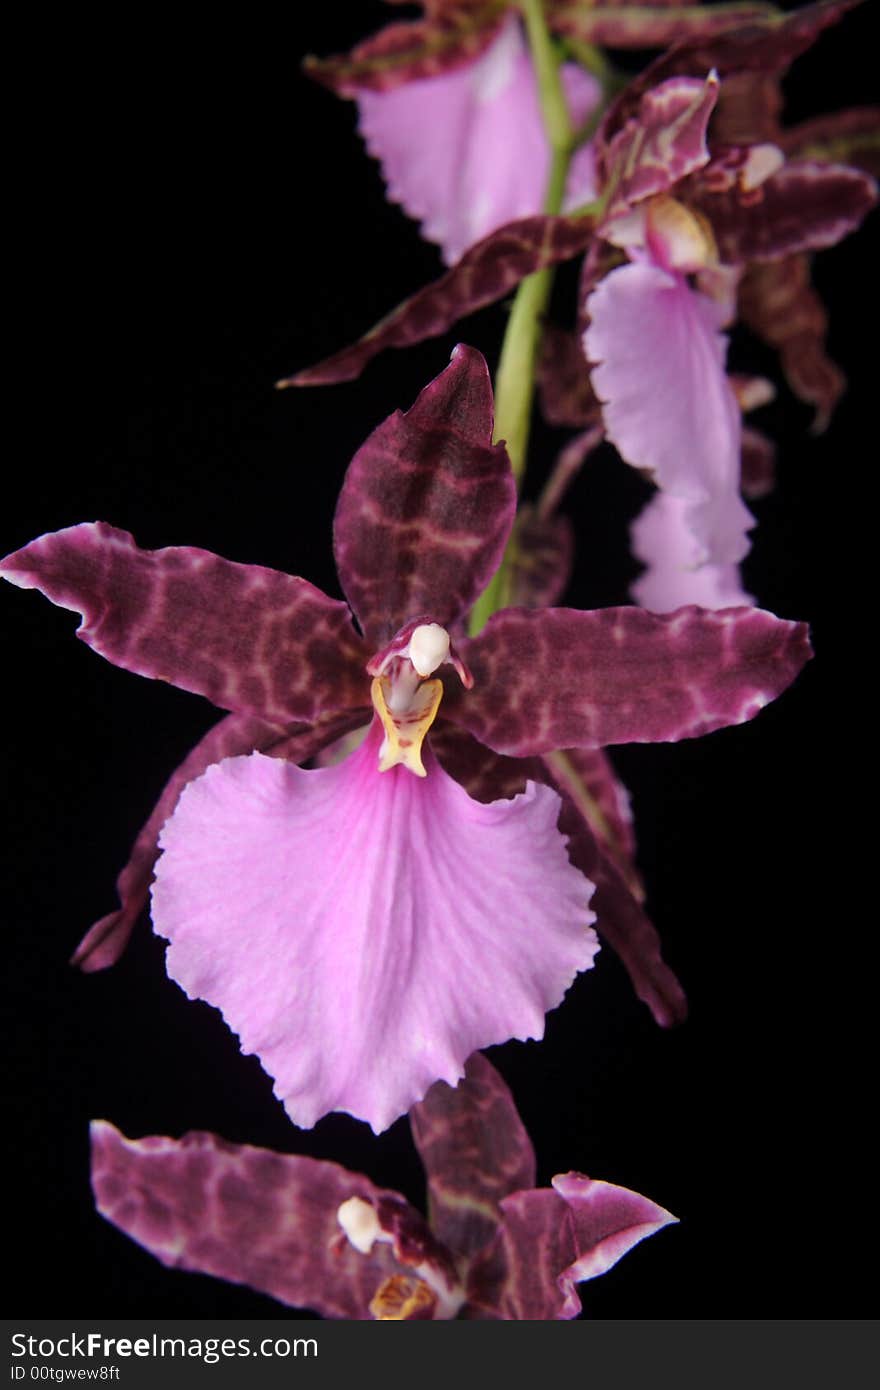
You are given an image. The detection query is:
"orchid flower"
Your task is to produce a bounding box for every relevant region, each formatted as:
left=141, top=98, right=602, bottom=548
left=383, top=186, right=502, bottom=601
left=1, top=347, right=811, bottom=1134
left=91, top=1053, right=676, bottom=1320
left=355, top=11, right=601, bottom=266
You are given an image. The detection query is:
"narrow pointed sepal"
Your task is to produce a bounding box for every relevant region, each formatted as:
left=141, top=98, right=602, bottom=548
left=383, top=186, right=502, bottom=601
left=449, top=605, right=812, bottom=754
left=334, top=346, right=515, bottom=642
left=467, top=1173, right=677, bottom=1319
left=410, top=1054, right=537, bottom=1261
left=0, top=523, right=368, bottom=724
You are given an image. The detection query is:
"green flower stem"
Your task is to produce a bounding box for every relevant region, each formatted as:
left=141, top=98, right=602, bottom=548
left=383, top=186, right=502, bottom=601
left=469, top=1, right=574, bottom=635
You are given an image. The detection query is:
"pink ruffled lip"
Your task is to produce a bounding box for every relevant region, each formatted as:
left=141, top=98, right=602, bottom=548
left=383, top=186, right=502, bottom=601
left=151, top=723, right=599, bottom=1133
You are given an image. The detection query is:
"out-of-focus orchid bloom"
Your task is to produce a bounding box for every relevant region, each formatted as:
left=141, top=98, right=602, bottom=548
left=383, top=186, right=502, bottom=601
left=91, top=1054, right=676, bottom=1320
left=1, top=347, right=811, bottom=1132
left=585, top=182, right=756, bottom=572
left=357, top=13, right=601, bottom=266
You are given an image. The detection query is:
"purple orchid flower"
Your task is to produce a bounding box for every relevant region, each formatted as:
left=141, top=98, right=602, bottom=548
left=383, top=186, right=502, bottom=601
left=91, top=1053, right=676, bottom=1320
left=1, top=347, right=811, bottom=1133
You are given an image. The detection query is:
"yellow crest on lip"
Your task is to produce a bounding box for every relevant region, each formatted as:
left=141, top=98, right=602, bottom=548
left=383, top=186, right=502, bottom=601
left=369, top=1274, right=437, bottom=1321
left=371, top=675, right=443, bottom=777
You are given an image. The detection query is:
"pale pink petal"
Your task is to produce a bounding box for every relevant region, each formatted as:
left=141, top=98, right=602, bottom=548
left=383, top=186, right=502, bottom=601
left=631, top=491, right=754, bottom=613
left=585, top=260, right=754, bottom=564
left=357, top=16, right=600, bottom=265
left=152, top=725, right=599, bottom=1135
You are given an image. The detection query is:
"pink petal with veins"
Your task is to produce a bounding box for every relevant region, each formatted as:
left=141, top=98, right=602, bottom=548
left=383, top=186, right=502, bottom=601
left=585, top=260, right=754, bottom=565
left=357, top=15, right=600, bottom=265
left=152, top=725, right=598, bottom=1134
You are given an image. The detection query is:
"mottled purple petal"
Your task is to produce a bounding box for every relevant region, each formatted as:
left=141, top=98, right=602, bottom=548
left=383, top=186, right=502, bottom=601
left=538, top=325, right=600, bottom=428
left=780, top=105, right=880, bottom=177
left=152, top=723, right=599, bottom=1134
left=548, top=2, right=778, bottom=49
left=691, top=160, right=877, bottom=263
left=280, top=216, right=596, bottom=388
left=91, top=1121, right=407, bottom=1318
left=357, top=15, right=601, bottom=265
left=410, top=1053, right=536, bottom=1261
left=630, top=491, right=754, bottom=614
left=446, top=604, right=812, bottom=754
left=304, top=2, right=505, bottom=95
left=334, top=346, right=515, bottom=644
left=600, top=75, right=718, bottom=225
left=584, top=261, right=753, bottom=565
left=72, top=713, right=365, bottom=972
left=739, top=255, right=844, bottom=430
left=469, top=1173, right=676, bottom=1319
left=544, top=749, right=685, bottom=1027
left=602, top=0, right=861, bottom=138
left=0, top=523, right=369, bottom=724
left=712, top=70, right=783, bottom=146
left=509, top=507, right=574, bottom=609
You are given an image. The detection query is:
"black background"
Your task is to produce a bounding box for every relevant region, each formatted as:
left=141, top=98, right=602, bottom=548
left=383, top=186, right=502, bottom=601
left=3, top=3, right=874, bottom=1317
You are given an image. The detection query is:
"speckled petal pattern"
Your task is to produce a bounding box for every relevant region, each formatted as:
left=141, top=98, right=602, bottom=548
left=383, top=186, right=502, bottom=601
left=468, top=1172, right=676, bottom=1318
left=448, top=604, right=812, bottom=754
left=334, top=346, right=515, bottom=643
left=0, top=523, right=368, bottom=724
left=410, top=1053, right=536, bottom=1260
left=90, top=1121, right=406, bottom=1319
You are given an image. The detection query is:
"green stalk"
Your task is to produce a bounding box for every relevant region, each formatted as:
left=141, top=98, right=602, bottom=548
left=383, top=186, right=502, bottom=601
left=468, top=0, right=574, bottom=635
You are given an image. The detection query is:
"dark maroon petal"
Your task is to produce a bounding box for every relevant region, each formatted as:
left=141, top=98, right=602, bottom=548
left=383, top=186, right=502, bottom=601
left=548, top=1, right=778, bottom=50
left=600, top=75, right=718, bottom=224
left=280, top=217, right=597, bottom=388
left=72, top=712, right=365, bottom=972
left=602, top=0, right=861, bottom=139
left=711, top=70, right=783, bottom=146
left=538, top=326, right=600, bottom=429
left=410, top=1053, right=536, bottom=1261
left=91, top=1121, right=409, bottom=1319
left=741, top=427, right=776, bottom=499
left=739, top=255, right=844, bottom=430
left=510, top=507, right=574, bottom=610
left=547, top=748, right=641, bottom=897
left=544, top=750, right=685, bottom=1028
left=0, top=523, right=369, bottom=724
left=780, top=105, right=880, bottom=177
left=468, top=1175, right=676, bottom=1319
left=692, top=160, right=877, bottom=263
left=334, top=347, right=515, bottom=642
left=447, top=604, right=813, bottom=753
left=304, top=3, right=505, bottom=95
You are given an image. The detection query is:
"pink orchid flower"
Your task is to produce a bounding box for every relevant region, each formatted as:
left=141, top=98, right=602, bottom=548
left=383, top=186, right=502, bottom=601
left=1, top=347, right=811, bottom=1133
left=91, top=1053, right=676, bottom=1319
